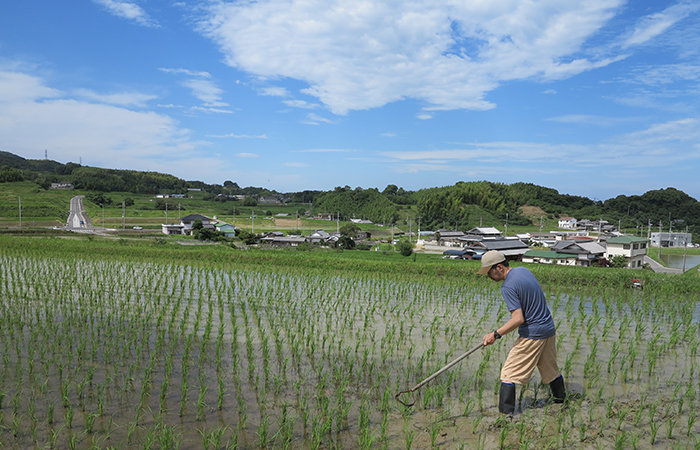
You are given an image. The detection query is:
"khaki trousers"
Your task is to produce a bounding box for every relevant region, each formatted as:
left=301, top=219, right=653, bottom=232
left=500, top=335, right=560, bottom=385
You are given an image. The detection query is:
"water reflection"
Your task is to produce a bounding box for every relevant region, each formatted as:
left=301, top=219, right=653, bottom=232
left=659, top=253, right=700, bottom=269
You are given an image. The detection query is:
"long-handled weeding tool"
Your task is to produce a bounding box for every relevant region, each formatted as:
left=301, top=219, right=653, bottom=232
left=395, top=343, right=484, bottom=407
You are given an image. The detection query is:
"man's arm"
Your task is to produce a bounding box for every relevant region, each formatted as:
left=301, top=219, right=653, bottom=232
left=482, top=308, right=525, bottom=346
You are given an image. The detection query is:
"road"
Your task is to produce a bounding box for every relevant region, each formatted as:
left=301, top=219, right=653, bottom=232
left=66, top=195, right=94, bottom=231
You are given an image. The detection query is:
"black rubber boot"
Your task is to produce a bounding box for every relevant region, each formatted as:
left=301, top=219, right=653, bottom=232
left=550, top=375, right=566, bottom=403
left=499, top=382, right=516, bottom=414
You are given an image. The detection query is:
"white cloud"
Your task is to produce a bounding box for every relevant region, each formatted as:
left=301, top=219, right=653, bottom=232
left=181, top=79, right=228, bottom=107
left=296, top=148, right=350, bottom=153
left=190, top=106, right=233, bottom=114
left=283, top=99, right=320, bottom=109
left=303, top=113, right=336, bottom=125
left=0, top=69, right=201, bottom=170
left=199, top=0, right=627, bottom=114
left=380, top=118, right=700, bottom=172
left=92, top=0, right=157, bottom=27
left=545, top=114, right=641, bottom=126
left=73, top=89, right=157, bottom=107
left=416, top=114, right=433, bottom=120
left=236, top=153, right=259, bottom=158
left=259, top=87, right=289, bottom=97
left=159, top=68, right=212, bottom=78
left=208, top=133, right=268, bottom=139
left=160, top=68, right=230, bottom=109
left=620, top=1, right=700, bottom=49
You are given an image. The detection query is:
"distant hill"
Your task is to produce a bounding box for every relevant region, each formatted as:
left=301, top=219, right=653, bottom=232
left=1, top=150, right=698, bottom=237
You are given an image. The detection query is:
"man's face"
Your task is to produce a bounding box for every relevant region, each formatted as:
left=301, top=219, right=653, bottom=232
left=487, top=264, right=505, bottom=282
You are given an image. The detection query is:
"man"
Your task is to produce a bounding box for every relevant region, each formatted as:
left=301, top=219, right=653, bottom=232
left=478, top=250, right=567, bottom=414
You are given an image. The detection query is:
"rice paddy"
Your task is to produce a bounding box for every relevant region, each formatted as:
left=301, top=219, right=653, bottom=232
left=1, top=244, right=699, bottom=449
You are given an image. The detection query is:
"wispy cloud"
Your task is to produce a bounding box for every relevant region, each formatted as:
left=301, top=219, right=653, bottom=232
left=73, top=89, right=156, bottom=107
left=159, top=68, right=211, bottom=78
left=296, top=148, right=351, bottom=153
left=236, top=153, right=259, bottom=158
left=302, top=113, right=336, bottom=125
left=259, top=87, right=288, bottom=97
left=620, top=1, right=700, bottom=49
left=284, top=162, right=309, bottom=167
left=181, top=79, right=228, bottom=107
left=92, top=0, right=157, bottom=27
left=160, top=67, right=230, bottom=111
left=208, top=133, right=268, bottom=138
left=283, top=99, right=320, bottom=109
left=381, top=118, right=700, bottom=170
left=0, top=69, right=200, bottom=169
left=545, top=114, right=642, bottom=126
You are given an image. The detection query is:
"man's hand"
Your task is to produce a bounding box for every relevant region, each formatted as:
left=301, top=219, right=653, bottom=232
left=483, top=332, right=497, bottom=346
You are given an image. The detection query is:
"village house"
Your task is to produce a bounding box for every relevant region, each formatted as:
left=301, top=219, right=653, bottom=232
left=468, top=237, right=530, bottom=259
left=650, top=232, right=692, bottom=248
left=550, top=239, right=606, bottom=266
left=558, top=217, right=577, bottom=229
left=216, top=223, right=236, bottom=237
left=312, top=213, right=335, bottom=221
left=50, top=182, right=74, bottom=189
left=605, top=235, right=649, bottom=268
left=522, top=250, right=578, bottom=266
left=162, top=214, right=214, bottom=235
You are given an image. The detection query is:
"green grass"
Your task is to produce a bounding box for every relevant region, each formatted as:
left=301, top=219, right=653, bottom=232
left=1, top=233, right=698, bottom=297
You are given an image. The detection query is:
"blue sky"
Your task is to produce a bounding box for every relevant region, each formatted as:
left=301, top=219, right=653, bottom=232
left=1, top=0, right=699, bottom=201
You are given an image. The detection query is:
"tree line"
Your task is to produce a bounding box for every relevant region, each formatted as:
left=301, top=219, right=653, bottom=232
left=1, top=151, right=698, bottom=236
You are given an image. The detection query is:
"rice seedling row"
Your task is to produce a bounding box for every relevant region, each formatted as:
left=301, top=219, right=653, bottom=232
left=0, top=251, right=699, bottom=449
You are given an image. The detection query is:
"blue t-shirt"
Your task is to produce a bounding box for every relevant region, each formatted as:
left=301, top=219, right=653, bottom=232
left=501, top=267, right=555, bottom=340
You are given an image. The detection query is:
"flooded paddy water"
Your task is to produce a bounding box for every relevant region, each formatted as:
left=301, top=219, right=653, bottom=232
left=1, top=253, right=699, bottom=449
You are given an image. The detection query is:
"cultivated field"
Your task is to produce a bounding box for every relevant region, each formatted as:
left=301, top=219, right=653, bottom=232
left=1, top=237, right=699, bottom=449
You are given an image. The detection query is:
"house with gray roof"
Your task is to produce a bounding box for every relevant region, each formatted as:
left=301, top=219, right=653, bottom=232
left=468, top=238, right=529, bottom=259
left=522, top=250, right=578, bottom=266
left=550, top=240, right=606, bottom=267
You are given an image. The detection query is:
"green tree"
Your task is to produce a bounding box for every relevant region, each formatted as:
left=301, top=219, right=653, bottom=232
left=339, top=223, right=361, bottom=238
left=397, top=240, right=413, bottom=256
left=337, top=236, right=356, bottom=250
left=610, top=255, right=628, bottom=269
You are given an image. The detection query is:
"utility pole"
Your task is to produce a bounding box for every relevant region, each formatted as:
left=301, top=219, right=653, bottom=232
left=252, top=209, right=255, bottom=234
left=233, top=207, right=236, bottom=228
left=505, top=213, right=508, bottom=236
left=539, top=216, right=543, bottom=233
left=408, top=214, right=411, bottom=243
left=658, top=220, right=662, bottom=259
left=337, top=212, right=339, bottom=234
left=165, top=202, right=168, bottom=225
left=683, top=226, right=688, bottom=272
left=122, top=201, right=125, bottom=230
left=18, top=196, right=21, bottom=229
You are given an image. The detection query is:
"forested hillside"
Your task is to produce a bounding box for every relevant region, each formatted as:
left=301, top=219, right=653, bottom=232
left=1, top=151, right=698, bottom=235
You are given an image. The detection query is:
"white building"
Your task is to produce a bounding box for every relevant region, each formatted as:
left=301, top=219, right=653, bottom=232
left=650, top=232, right=692, bottom=248
left=558, top=217, right=577, bottom=229
left=605, top=235, right=649, bottom=268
